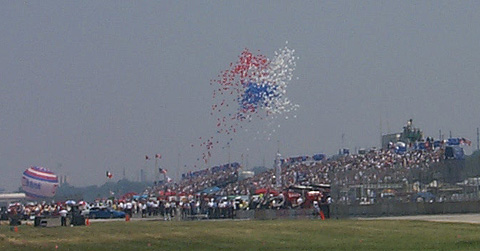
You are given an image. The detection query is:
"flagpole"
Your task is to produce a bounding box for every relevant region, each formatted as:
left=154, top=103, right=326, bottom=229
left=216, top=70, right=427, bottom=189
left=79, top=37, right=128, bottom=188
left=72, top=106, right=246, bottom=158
left=228, top=143, right=231, bottom=170
left=143, top=155, right=148, bottom=183
left=155, top=156, right=159, bottom=183
left=177, top=152, right=180, bottom=183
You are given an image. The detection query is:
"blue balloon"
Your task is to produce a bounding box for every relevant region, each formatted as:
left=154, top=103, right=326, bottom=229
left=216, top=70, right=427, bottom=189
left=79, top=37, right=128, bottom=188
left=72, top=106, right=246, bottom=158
left=239, top=81, right=278, bottom=112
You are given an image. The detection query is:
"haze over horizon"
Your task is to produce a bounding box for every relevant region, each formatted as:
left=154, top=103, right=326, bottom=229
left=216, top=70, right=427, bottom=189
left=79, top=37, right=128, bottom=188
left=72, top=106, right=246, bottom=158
left=1, top=1, right=480, bottom=192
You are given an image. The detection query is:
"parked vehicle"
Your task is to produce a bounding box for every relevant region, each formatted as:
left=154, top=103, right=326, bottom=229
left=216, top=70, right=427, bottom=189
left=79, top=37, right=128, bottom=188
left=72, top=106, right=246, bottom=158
left=88, top=207, right=125, bottom=219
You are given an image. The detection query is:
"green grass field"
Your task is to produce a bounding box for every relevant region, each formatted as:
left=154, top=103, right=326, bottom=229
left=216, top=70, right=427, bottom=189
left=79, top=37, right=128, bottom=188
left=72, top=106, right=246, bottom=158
left=1, top=219, right=480, bottom=250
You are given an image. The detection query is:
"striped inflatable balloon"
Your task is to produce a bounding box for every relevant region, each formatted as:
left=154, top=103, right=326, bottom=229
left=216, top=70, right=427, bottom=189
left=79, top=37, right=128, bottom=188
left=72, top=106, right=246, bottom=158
left=21, top=166, right=59, bottom=198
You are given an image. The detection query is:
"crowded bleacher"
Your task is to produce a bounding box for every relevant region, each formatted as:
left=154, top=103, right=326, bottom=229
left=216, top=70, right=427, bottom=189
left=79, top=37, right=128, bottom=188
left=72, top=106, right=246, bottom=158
left=2, top=120, right=475, bottom=224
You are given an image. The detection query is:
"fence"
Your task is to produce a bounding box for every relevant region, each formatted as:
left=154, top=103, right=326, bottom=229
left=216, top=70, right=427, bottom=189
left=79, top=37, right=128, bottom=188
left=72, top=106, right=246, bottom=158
left=331, top=201, right=480, bottom=218
left=235, top=208, right=323, bottom=220
left=235, top=201, right=480, bottom=220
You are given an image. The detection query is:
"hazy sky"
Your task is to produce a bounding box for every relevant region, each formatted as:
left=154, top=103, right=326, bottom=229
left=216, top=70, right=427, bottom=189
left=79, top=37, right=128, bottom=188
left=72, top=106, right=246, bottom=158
left=1, top=1, right=480, bottom=191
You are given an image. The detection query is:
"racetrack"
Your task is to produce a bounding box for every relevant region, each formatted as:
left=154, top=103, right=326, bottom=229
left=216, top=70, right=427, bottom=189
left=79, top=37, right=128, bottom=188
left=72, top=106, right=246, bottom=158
left=361, top=213, right=480, bottom=224
left=92, top=213, right=480, bottom=224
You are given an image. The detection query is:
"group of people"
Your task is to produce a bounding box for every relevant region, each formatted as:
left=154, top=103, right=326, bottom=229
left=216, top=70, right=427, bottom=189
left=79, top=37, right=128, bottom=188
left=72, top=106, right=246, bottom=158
left=2, top=140, right=452, bottom=224
left=148, top=142, right=447, bottom=208
left=2, top=202, right=64, bottom=220
left=112, top=199, right=176, bottom=220
left=331, top=148, right=443, bottom=187
left=1, top=201, right=81, bottom=226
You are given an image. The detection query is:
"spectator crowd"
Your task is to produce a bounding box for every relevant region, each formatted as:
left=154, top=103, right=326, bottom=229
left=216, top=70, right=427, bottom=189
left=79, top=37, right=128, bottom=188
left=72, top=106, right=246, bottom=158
left=2, top=140, right=456, bottom=224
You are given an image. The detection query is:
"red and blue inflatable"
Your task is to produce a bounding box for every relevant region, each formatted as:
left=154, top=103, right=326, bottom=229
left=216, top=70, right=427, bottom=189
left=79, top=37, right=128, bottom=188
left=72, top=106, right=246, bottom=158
left=21, top=166, right=59, bottom=198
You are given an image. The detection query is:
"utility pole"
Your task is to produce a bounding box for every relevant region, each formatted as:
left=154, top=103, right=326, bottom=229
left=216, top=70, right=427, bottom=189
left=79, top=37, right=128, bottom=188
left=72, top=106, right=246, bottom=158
left=477, top=127, right=479, bottom=151
left=155, top=156, right=159, bottom=182
left=275, top=140, right=282, bottom=189
left=177, top=152, right=181, bottom=183
left=380, top=114, right=383, bottom=148
left=275, top=150, right=282, bottom=189
left=227, top=143, right=231, bottom=167
left=380, top=114, right=382, bottom=136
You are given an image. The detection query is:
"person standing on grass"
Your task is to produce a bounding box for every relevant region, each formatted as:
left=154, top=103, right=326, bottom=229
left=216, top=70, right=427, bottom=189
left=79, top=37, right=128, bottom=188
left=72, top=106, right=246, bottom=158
left=164, top=201, right=171, bottom=221
left=137, top=202, right=142, bottom=215
left=170, top=201, right=176, bottom=219
left=141, top=203, right=147, bottom=218
left=312, top=201, right=320, bottom=218
left=125, top=201, right=133, bottom=218
left=59, top=207, right=68, bottom=226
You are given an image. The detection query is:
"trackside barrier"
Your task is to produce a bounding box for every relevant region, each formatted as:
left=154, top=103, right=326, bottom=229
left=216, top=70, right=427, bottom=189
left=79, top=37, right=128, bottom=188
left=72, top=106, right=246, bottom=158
left=34, top=216, right=61, bottom=227
left=331, top=201, right=480, bottom=218
left=252, top=209, right=318, bottom=220
left=233, top=201, right=480, bottom=220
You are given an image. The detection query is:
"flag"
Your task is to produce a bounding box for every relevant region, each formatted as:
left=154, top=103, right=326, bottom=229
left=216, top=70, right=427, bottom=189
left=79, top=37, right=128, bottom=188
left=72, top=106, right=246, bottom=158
left=106, top=171, right=113, bottom=179
left=461, top=138, right=472, bottom=146
left=159, top=168, right=167, bottom=174
left=145, top=155, right=149, bottom=160
left=155, top=154, right=161, bottom=159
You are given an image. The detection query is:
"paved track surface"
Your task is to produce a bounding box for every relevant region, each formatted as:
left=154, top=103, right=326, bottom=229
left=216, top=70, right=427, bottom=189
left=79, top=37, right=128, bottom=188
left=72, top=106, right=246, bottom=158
left=361, top=214, right=480, bottom=224
left=91, top=214, right=480, bottom=224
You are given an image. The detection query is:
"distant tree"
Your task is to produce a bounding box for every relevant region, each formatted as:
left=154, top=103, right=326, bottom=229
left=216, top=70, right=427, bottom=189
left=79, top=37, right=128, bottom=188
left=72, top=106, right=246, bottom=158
left=54, top=179, right=150, bottom=202
left=252, top=166, right=268, bottom=175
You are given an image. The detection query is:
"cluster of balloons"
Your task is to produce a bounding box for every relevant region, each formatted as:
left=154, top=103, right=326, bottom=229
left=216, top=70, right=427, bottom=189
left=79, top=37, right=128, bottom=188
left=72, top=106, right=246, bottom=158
left=192, top=43, right=299, bottom=166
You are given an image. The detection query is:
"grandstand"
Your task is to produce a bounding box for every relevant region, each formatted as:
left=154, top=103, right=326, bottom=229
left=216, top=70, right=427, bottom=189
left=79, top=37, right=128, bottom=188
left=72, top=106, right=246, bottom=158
left=135, top=120, right=479, bottom=219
